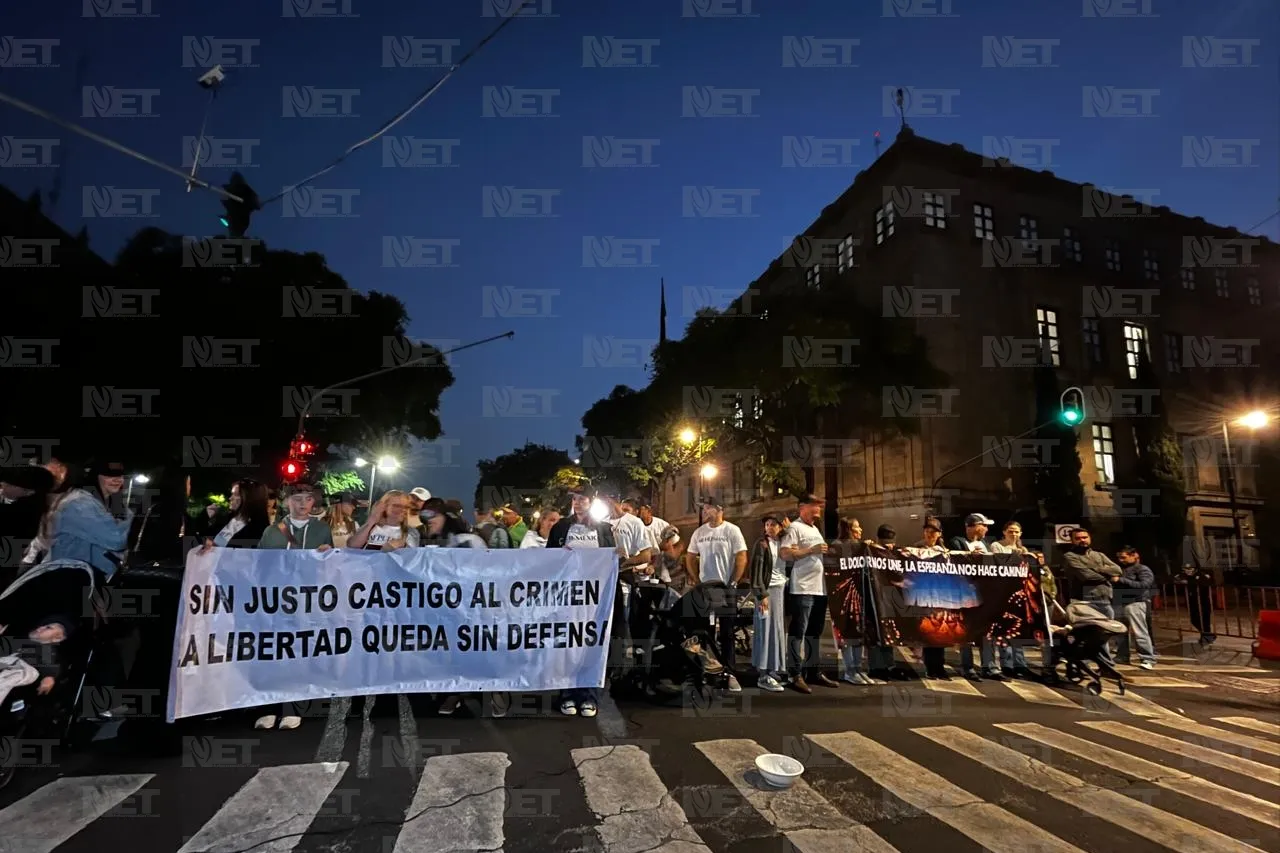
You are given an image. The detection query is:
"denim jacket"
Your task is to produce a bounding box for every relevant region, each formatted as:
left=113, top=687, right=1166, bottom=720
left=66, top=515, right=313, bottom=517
left=47, top=489, right=132, bottom=579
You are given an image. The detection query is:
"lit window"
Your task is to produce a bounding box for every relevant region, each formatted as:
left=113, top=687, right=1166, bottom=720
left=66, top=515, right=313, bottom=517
left=875, top=202, right=896, bottom=245
left=1082, top=317, right=1102, bottom=366
left=837, top=234, right=854, bottom=273
left=922, top=192, right=947, bottom=229
left=1019, top=215, right=1038, bottom=241
left=1105, top=240, right=1121, bottom=272
left=1180, top=267, right=1196, bottom=290
left=1036, top=307, right=1060, bottom=367
left=1142, top=248, right=1160, bottom=281
left=760, top=308, right=770, bottom=321
left=806, top=264, right=820, bottom=289
left=1247, top=277, right=1261, bottom=306
left=1214, top=269, right=1228, bottom=297
left=1123, top=322, right=1148, bottom=379
left=1165, top=332, right=1181, bottom=374
left=1092, top=423, right=1115, bottom=485
left=1062, top=227, right=1082, bottom=262
left=732, top=395, right=744, bottom=429
left=752, top=395, right=764, bottom=420
left=972, top=203, right=994, bottom=240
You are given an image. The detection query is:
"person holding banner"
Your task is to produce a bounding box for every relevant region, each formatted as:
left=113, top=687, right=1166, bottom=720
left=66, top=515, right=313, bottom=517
left=779, top=494, right=838, bottom=694
left=989, top=520, right=1037, bottom=679
left=912, top=517, right=952, bottom=680
left=949, top=513, right=1003, bottom=681
left=346, top=490, right=419, bottom=551
left=546, top=491, right=618, bottom=718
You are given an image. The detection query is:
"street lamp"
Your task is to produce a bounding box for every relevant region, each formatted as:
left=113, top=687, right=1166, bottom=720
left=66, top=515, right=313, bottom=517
left=355, top=455, right=399, bottom=501
left=679, top=428, right=697, bottom=445
left=126, top=473, right=149, bottom=504
left=1221, top=410, right=1270, bottom=572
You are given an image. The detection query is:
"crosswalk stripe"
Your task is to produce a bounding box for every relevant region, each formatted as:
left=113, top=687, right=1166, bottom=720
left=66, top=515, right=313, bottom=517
left=1147, top=718, right=1280, bottom=757
left=572, top=744, right=712, bottom=853
left=176, top=762, right=348, bottom=853
left=0, top=774, right=153, bottom=853
left=1124, top=676, right=1207, bottom=688
left=921, top=675, right=982, bottom=696
left=805, top=731, right=1085, bottom=853
left=1000, top=679, right=1078, bottom=708
left=997, top=723, right=1280, bottom=829
left=1213, top=716, right=1280, bottom=737
left=356, top=694, right=376, bottom=778
left=1100, top=688, right=1181, bottom=718
left=694, top=738, right=898, bottom=853
left=916, top=726, right=1264, bottom=853
left=1078, top=721, right=1280, bottom=786
left=392, top=752, right=508, bottom=853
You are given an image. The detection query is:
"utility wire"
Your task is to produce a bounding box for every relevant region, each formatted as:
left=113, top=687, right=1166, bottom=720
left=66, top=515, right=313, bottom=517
left=259, top=0, right=531, bottom=208
left=1244, top=207, right=1279, bottom=235
left=0, top=88, right=244, bottom=203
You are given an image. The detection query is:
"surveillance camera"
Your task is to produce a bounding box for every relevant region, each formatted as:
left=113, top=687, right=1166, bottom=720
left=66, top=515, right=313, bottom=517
left=198, top=65, right=225, bottom=89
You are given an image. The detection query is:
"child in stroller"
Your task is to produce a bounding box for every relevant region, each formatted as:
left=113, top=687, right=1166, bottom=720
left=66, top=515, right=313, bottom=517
left=0, top=560, right=105, bottom=789
left=1049, top=600, right=1128, bottom=696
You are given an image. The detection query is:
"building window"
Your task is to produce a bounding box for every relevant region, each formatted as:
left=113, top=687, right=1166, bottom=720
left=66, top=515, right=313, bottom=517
left=972, top=203, right=994, bottom=240
left=1092, top=423, right=1115, bottom=485
left=837, top=234, right=854, bottom=273
left=1214, top=269, right=1228, bottom=297
left=1082, top=317, right=1102, bottom=367
left=1019, top=215, right=1038, bottom=240
left=752, top=394, right=764, bottom=420
left=1123, top=322, right=1148, bottom=379
left=922, top=192, right=947, bottom=229
left=732, top=394, right=745, bottom=429
left=1142, top=248, right=1160, bottom=281
left=1062, top=227, right=1082, bottom=262
left=875, top=202, right=896, bottom=245
left=806, top=264, right=820, bottom=289
left=1180, top=267, right=1196, bottom=290
left=1165, top=332, right=1181, bottom=374
left=1105, top=239, right=1122, bottom=272
left=1246, top=277, right=1260, bottom=305
left=1036, top=307, right=1060, bottom=367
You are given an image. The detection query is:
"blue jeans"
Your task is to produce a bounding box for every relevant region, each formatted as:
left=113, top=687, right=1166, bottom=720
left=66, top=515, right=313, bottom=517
left=961, top=640, right=997, bottom=674
left=786, top=593, right=827, bottom=678
left=1115, top=601, right=1156, bottom=664
left=1000, top=645, right=1028, bottom=670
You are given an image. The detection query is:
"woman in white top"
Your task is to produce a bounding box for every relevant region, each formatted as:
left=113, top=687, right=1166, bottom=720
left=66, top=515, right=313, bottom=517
left=324, top=493, right=358, bottom=549
left=520, top=510, right=560, bottom=548
left=346, top=490, right=420, bottom=550
left=201, top=479, right=271, bottom=551
left=989, top=520, right=1036, bottom=678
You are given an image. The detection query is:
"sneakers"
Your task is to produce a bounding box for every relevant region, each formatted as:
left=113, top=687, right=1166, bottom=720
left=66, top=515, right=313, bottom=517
left=579, top=700, right=598, bottom=718
left=758, top=674, right=785, bottom=692
left=724, top=674, right=742, bottom=694
left=253, top=715, right=277, bottom=730
left=489, top=692, right=510, bottom=718
left=1138, top=661, right=1155, bottom=670
left=559, top=699, right=578, bottom=716
left=841, top=672, right=872, bottom=685
left=279, top=716, right=301, bottom=730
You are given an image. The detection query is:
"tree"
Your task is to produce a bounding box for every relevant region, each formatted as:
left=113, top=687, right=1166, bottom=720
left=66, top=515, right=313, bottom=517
left=4, top=226, right=455, bottom=500
left=318, top=469, right=367, bottom=498
left=1031, top=362, right=1084, bottom=523
left=1129, top=350, right=1188, bottom=573
left=475, top=442, right=574, bottom=511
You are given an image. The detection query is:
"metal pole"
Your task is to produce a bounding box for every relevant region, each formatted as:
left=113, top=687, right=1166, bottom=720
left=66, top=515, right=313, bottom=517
left=186, top=85, right=218, bottom=192
left=1221, top=419, right=1244, bottom=573
left=367, top=466, right=377, bottom=503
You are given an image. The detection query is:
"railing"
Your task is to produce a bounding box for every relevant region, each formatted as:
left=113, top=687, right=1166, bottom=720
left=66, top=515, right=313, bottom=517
left=1152, top=582, right=1280, bottom=640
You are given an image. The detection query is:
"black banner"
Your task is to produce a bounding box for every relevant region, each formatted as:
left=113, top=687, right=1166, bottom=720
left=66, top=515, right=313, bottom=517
left=825, top=542, right=1049, bottom=647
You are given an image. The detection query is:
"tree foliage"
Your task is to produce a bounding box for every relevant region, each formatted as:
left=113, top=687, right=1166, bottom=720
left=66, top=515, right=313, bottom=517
left=474, top=442, right=575, bottom=511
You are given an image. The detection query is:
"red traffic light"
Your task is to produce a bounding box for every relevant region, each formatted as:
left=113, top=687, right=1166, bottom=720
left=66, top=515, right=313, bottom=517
left=291, top=437, right=316, bottom=457
left=281, top=458, right=303, bottom=481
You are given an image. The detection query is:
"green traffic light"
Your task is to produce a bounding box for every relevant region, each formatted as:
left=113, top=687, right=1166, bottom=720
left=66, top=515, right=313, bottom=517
left=1062, top=409, right=1081, bottom=424
left=219, top=216, right=230, bottom=227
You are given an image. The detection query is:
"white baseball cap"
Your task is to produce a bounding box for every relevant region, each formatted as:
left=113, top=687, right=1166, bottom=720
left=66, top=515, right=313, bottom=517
left=409, top=487, right=431, bottom=501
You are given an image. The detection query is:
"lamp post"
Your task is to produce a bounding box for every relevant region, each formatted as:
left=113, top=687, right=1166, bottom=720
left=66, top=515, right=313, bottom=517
left=355, top=456, right=399, bottom=502
left=126, top=473, right=149, bottom=505
left=679, top=427, right=715, bottom=523
left=1220, top=410, right=1269, bottom=572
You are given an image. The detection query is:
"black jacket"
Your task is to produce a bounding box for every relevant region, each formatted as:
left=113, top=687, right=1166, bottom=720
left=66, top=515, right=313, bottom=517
left=546, top=515, right=616, bottom=550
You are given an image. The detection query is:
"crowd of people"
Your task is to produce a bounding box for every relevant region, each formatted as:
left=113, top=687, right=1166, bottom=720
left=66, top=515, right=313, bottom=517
left=0, top=457, right=1166, bottom=733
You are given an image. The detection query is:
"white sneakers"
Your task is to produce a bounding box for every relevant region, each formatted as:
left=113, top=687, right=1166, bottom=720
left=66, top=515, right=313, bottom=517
left=253, top=714, right=302, bottom=730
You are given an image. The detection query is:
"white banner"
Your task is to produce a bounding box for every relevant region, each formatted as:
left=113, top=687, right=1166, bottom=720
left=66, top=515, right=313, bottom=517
left=166, top=546, right=618, bottom=721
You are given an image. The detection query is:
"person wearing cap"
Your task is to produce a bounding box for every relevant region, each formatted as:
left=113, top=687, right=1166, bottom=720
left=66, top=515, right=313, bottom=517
left=948, top=513, right=1002, bottom=681
left=44, top=460, right=133, bottom=581
left=545, top=491, right=618, bottom=718
left=407, top=488, right=431, bottom=530
left=778, top=493, right=839, bottom=693
left=491, top=505, right=528, bottom=549
left=911, top=517, right=951, bottom=679
left=324, top=493, right=359, bottom=549
left=685, top=496, right=749, bottom=693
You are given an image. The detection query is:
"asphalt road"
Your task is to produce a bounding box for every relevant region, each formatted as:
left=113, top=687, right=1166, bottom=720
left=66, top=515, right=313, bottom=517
left=1, top=651, right=1277, bottom=853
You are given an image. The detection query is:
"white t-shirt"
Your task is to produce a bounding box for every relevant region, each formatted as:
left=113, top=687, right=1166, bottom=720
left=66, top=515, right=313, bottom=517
left=365, top=524, right=420, bottom=550
left=613, top=513, right=650, bottom=564
left=565, top=521, right=602, bottom=549
left=781, top=519, right=825, bottom=595
left=520, top=529, right=547, bottom=549
left=767, top=539, right=786, bottom=588
left=642, top=515, right=671, bottom=549
left=687, top=521, right=748, bottom=586
left=213, top=516, right=246, bottom=547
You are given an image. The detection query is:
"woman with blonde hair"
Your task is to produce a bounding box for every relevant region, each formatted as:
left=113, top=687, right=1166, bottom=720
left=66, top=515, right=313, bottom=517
left=346, top=490, right=419, bottom=550
left=324, top=493, right=358, bottom=549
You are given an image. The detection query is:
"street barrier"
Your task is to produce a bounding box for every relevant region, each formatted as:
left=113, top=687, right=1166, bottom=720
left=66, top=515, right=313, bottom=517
left=1152, top=582, right=1280, bottom=640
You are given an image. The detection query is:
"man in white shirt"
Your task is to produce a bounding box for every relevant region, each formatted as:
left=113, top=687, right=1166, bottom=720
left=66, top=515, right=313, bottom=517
left=778, top=493, right=838, bottom=693
left=636, top=503, right=671, bottom=575
left=685, top=497, right=748, bottom=692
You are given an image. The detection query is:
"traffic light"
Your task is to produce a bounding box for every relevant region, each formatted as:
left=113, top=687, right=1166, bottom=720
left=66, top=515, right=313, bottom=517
left=281, top=458, right=304, bottom=482
left=219, top=172, right=260, bottom=238
left=1060, top=386, right=1085, bottom=426
left=290, top=436, right=316, bottom=458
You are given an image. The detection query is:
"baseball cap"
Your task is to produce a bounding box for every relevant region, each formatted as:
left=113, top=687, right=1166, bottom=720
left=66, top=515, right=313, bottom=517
left=964, top=513, right=995, bottom=526
left=922, top=516, right=943, bottom=531
left=698, top=495, right=723, bottom=509
left=797, top=492, right=825, bottom=506
left=409, top=487, right=431, bottom=502
left=334, top=492, right=357, bottom=505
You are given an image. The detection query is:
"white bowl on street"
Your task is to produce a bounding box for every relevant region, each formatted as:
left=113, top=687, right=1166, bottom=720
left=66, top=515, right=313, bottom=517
left=754, top=753, right=804, bottom=788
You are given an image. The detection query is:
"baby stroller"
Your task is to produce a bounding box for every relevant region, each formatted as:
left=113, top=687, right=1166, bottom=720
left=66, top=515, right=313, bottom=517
left=626, top=581, right=743, bottom=703
left=0, top=559, right=108, bottom=790
left=1050, top=600, right=1127, bottom=696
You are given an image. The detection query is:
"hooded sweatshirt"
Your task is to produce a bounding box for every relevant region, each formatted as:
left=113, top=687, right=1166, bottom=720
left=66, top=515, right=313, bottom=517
left=258, top=516, right=334, bottom=550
